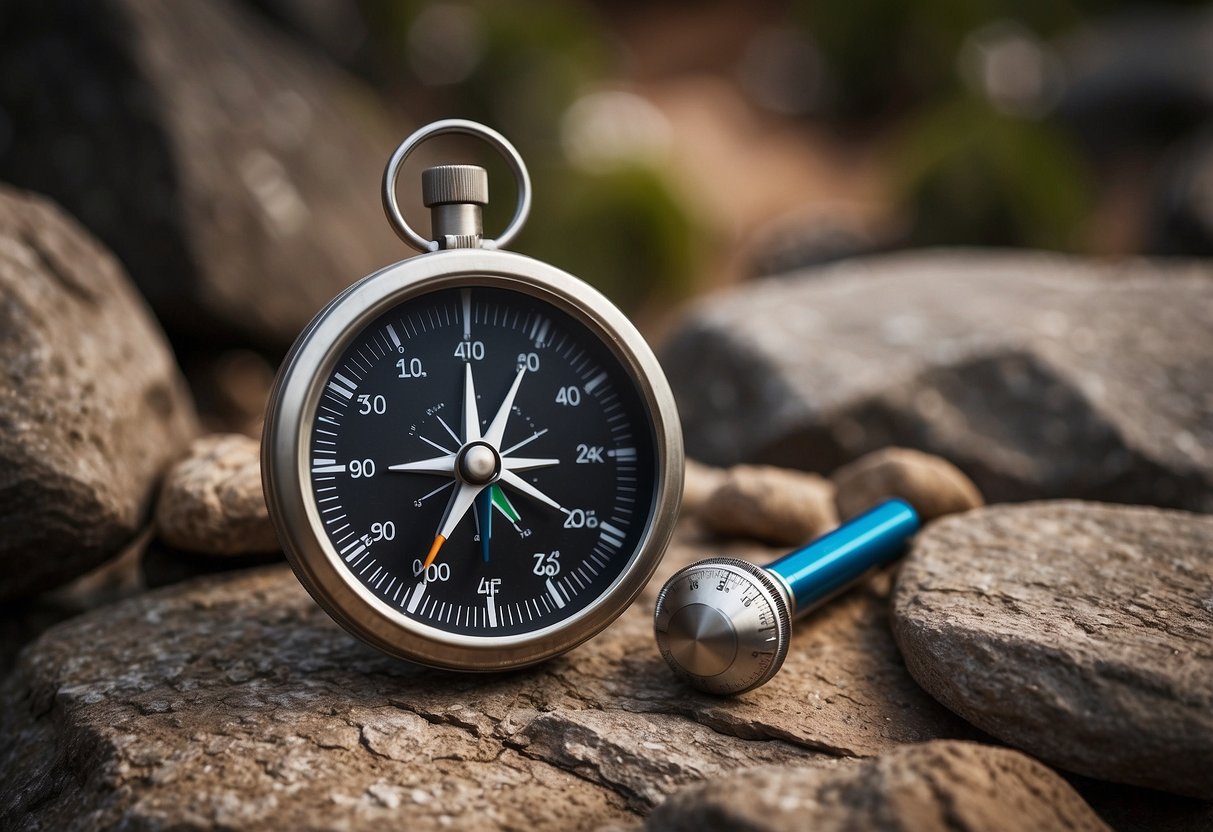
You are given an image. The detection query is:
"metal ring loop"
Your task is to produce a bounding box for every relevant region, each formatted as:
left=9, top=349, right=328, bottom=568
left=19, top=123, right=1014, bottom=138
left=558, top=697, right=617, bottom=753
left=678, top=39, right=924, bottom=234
left=381, top=119, right=532, bottom=253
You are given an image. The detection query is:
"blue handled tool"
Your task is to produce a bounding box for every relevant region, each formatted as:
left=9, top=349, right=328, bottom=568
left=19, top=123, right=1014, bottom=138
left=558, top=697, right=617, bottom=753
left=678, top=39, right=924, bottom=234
left=654, top=499, right=920, bottom=695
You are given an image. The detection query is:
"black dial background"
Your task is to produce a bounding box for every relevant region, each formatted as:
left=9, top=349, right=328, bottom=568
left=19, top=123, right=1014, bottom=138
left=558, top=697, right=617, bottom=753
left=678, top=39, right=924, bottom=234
left=308, top=286, right=658, bottom=637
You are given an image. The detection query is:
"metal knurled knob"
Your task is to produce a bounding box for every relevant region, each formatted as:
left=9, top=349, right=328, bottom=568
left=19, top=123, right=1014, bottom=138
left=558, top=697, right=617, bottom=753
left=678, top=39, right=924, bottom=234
left=422, top=165, right=489, bottom=207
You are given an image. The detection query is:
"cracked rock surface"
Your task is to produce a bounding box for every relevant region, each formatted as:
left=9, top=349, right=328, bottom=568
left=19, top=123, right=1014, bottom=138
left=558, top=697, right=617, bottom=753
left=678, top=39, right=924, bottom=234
left=661, top=250, right=1213, bottom=511
left=892, top=501, right=1213, bottom=799
left=647, top=740, right=1111, bottom=832
left=0, top=187, right=197, bottom=601
left=0, top=525, right=973, bottom=830
left=155, top=433, right=278, bottom=555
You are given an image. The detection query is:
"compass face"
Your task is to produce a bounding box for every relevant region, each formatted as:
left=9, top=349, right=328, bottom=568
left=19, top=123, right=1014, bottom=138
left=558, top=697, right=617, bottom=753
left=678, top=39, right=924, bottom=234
left=305, top=284, right=658, bottom=640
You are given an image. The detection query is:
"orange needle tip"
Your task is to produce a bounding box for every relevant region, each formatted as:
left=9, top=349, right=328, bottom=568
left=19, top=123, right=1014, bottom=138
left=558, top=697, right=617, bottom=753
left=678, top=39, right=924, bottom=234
left=422, top=534, right=446, bottom=570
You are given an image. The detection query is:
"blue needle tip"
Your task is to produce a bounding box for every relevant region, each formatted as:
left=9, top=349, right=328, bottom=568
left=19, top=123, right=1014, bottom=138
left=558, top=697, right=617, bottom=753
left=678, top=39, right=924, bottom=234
left=478, top=489, right=493, bottom=562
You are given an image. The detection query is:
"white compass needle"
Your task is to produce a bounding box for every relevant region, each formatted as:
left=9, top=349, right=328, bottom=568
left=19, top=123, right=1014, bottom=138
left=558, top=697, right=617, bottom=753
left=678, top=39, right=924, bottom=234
left=387, top=454, right=456, bottom=476
left=463, top=362, right=481, bottom=443
left=502, top=457, right=559, bottom=473
left=484, top=367, right=526, bottom=448
left=499, top=469, right=563, bottom=512
left=422, top=481, right=484, bottom=569
left=500, top=428, right=548, bottom=456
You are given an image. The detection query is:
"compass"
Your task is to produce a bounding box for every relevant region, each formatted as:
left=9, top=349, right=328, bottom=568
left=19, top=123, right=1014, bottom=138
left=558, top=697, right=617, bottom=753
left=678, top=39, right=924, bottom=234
left=262, top=121, right=683, bottom=670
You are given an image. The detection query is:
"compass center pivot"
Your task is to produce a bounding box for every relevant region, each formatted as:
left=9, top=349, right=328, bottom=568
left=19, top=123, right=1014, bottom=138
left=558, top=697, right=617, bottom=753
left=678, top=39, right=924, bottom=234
left=457, top=441, right=501, bottom=485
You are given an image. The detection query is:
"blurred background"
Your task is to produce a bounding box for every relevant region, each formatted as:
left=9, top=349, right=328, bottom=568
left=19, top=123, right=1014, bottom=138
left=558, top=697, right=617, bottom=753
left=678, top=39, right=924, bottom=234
left=307, top=0, right=1213, bottom=287
left=2, top=0, right=1211, bottom=433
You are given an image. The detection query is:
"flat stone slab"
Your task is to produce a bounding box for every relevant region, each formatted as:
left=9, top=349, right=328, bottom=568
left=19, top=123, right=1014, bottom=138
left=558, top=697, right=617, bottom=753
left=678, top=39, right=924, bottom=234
left=661, top=250, right=1213, bottom=511
left=648, top=741, right=1111, bottom=832
left=892, top=501, right=1213, bottom=799
left=0, top=526, right=973, bottom=830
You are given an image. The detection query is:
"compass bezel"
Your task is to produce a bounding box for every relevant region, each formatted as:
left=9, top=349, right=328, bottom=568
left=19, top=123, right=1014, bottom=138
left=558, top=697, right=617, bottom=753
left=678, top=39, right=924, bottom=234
left=263, top=248, right=683, bottom=671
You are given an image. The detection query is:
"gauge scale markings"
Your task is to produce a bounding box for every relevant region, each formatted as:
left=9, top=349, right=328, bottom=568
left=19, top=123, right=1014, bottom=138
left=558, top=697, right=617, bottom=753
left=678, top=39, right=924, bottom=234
left=307, top=287, right=656, bottom=638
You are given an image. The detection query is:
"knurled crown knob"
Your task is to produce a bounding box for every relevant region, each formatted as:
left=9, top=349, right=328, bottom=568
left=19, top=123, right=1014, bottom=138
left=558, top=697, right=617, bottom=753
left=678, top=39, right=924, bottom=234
left=422, top=165, right=489, bottom=207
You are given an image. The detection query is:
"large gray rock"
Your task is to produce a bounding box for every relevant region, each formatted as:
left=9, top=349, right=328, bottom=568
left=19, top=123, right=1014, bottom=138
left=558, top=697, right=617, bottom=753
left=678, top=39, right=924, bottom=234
left=648, top=741, right=1111, bottom=832
left=0, top=524, right=973, bottom=830
left=661, top=250, right=1213, bottom=511
left=0, top=0, right=409, bottom=350
left=892, top=501, right=1213, bottom=799
left=0, top=187, right=197, bottom=601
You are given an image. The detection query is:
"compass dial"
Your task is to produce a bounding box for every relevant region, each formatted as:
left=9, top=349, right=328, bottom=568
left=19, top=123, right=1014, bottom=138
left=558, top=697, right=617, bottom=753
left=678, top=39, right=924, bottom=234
left=305, top=285, right=658, bottom=640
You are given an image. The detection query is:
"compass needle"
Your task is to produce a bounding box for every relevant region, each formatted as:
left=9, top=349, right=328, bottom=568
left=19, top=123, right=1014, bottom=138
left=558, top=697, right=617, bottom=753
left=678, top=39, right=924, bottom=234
left=484, top=367, right=526, bottom=447
left=501, top=456, right=559, bottom=473
left=436, top=414, right=462, bottom=446
left=424, top=481, right=484, bottom=568
left=422, top=535, right=447, bottom=570
left=489, top=485, right=521, bottom=524
left=463, top=363, right=481, bottom=442
left=418, top=435, right=455, bottom=456
left=388, top=454, right=456, bottom=475
left=500, top=428, right=547, bottom=457
left=477, top=489, right=493, bottom=562
left=264, top=120, right=681, bottom=670
left=499, top=470, right=563, bottom=512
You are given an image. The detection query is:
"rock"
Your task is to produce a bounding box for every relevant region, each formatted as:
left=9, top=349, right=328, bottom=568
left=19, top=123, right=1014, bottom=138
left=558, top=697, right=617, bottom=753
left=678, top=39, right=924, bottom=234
left=155, top=433, right=278, bottom=555
left=140, top=540, right=281, bottom=590
left=1055, top=7, right=1213, bottom=153
left=648, top=741, right=1111, bottom=832
left=681, top=459, right=726, bottom=514
left=0, top=530, right=148, bottom=677
left=892, top=501, right=1213, bottom=799
left=0, top=522, right=974, bottom=829
left=242, top=0, right=374, bottom=75
left=1068, top=774, right=1213, bottom=832
left=699, top=465, right=837, bottom=546
left=0, top=0, right=410, bottom=350
left=831, top=447, right=983, bottom=522
left=661, top=250, right=1213, bottom=512
left=1149, top=128, right=1213, bottom=258
left=0, top=187, right=197, bottom=601
left=746, top=208, right=894, bottom=278
left=186, top=349, right=276, bottom=437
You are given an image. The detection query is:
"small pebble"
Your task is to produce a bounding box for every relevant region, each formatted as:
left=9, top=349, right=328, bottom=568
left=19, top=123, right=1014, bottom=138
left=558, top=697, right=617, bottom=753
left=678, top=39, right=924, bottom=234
left=831, top=447, right=983, bottom=522
left=155, top=433, right=279, bottom=555
left=700, top=464, right=837, bottom=546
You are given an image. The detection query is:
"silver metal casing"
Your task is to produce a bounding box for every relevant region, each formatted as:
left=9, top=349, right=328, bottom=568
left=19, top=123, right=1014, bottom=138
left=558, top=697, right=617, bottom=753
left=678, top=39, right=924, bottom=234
left=262, top=248, right=683, bottom=671
left=654, top=557, right=792, bottom=695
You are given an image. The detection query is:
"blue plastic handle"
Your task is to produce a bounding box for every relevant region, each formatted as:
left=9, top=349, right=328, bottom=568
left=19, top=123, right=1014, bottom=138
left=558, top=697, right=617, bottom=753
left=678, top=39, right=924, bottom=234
left=765, top=499, right=920, bottom=614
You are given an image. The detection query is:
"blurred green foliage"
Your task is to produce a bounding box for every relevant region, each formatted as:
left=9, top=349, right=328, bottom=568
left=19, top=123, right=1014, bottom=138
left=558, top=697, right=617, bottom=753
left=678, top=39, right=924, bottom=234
left=358, top=0, right=1198, bottom=285
left=516, top=164, right=699, bottom=312
left=793, top=0, right=1203, bottom=250
left=793, top=0, right=1081, bottom=116
left=892, top=98, right=1092, bottom=249
left=795, top=0, right=1096, bottom=249
left=361, top=0, right=705, bottom=313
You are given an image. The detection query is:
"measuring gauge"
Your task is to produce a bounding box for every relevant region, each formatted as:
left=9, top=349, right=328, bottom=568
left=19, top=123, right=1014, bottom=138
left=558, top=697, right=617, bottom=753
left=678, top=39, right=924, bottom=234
left=654, top=500, right=918, bottom=695
left=263, top=120, right=683, bottom=671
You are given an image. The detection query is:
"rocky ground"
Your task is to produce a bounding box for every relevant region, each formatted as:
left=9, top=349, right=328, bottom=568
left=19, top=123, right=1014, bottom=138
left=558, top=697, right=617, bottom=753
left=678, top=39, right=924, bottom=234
left=1, top=5, right=1211, bottom=825
left=1, top=171, right=1212, bottom=829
